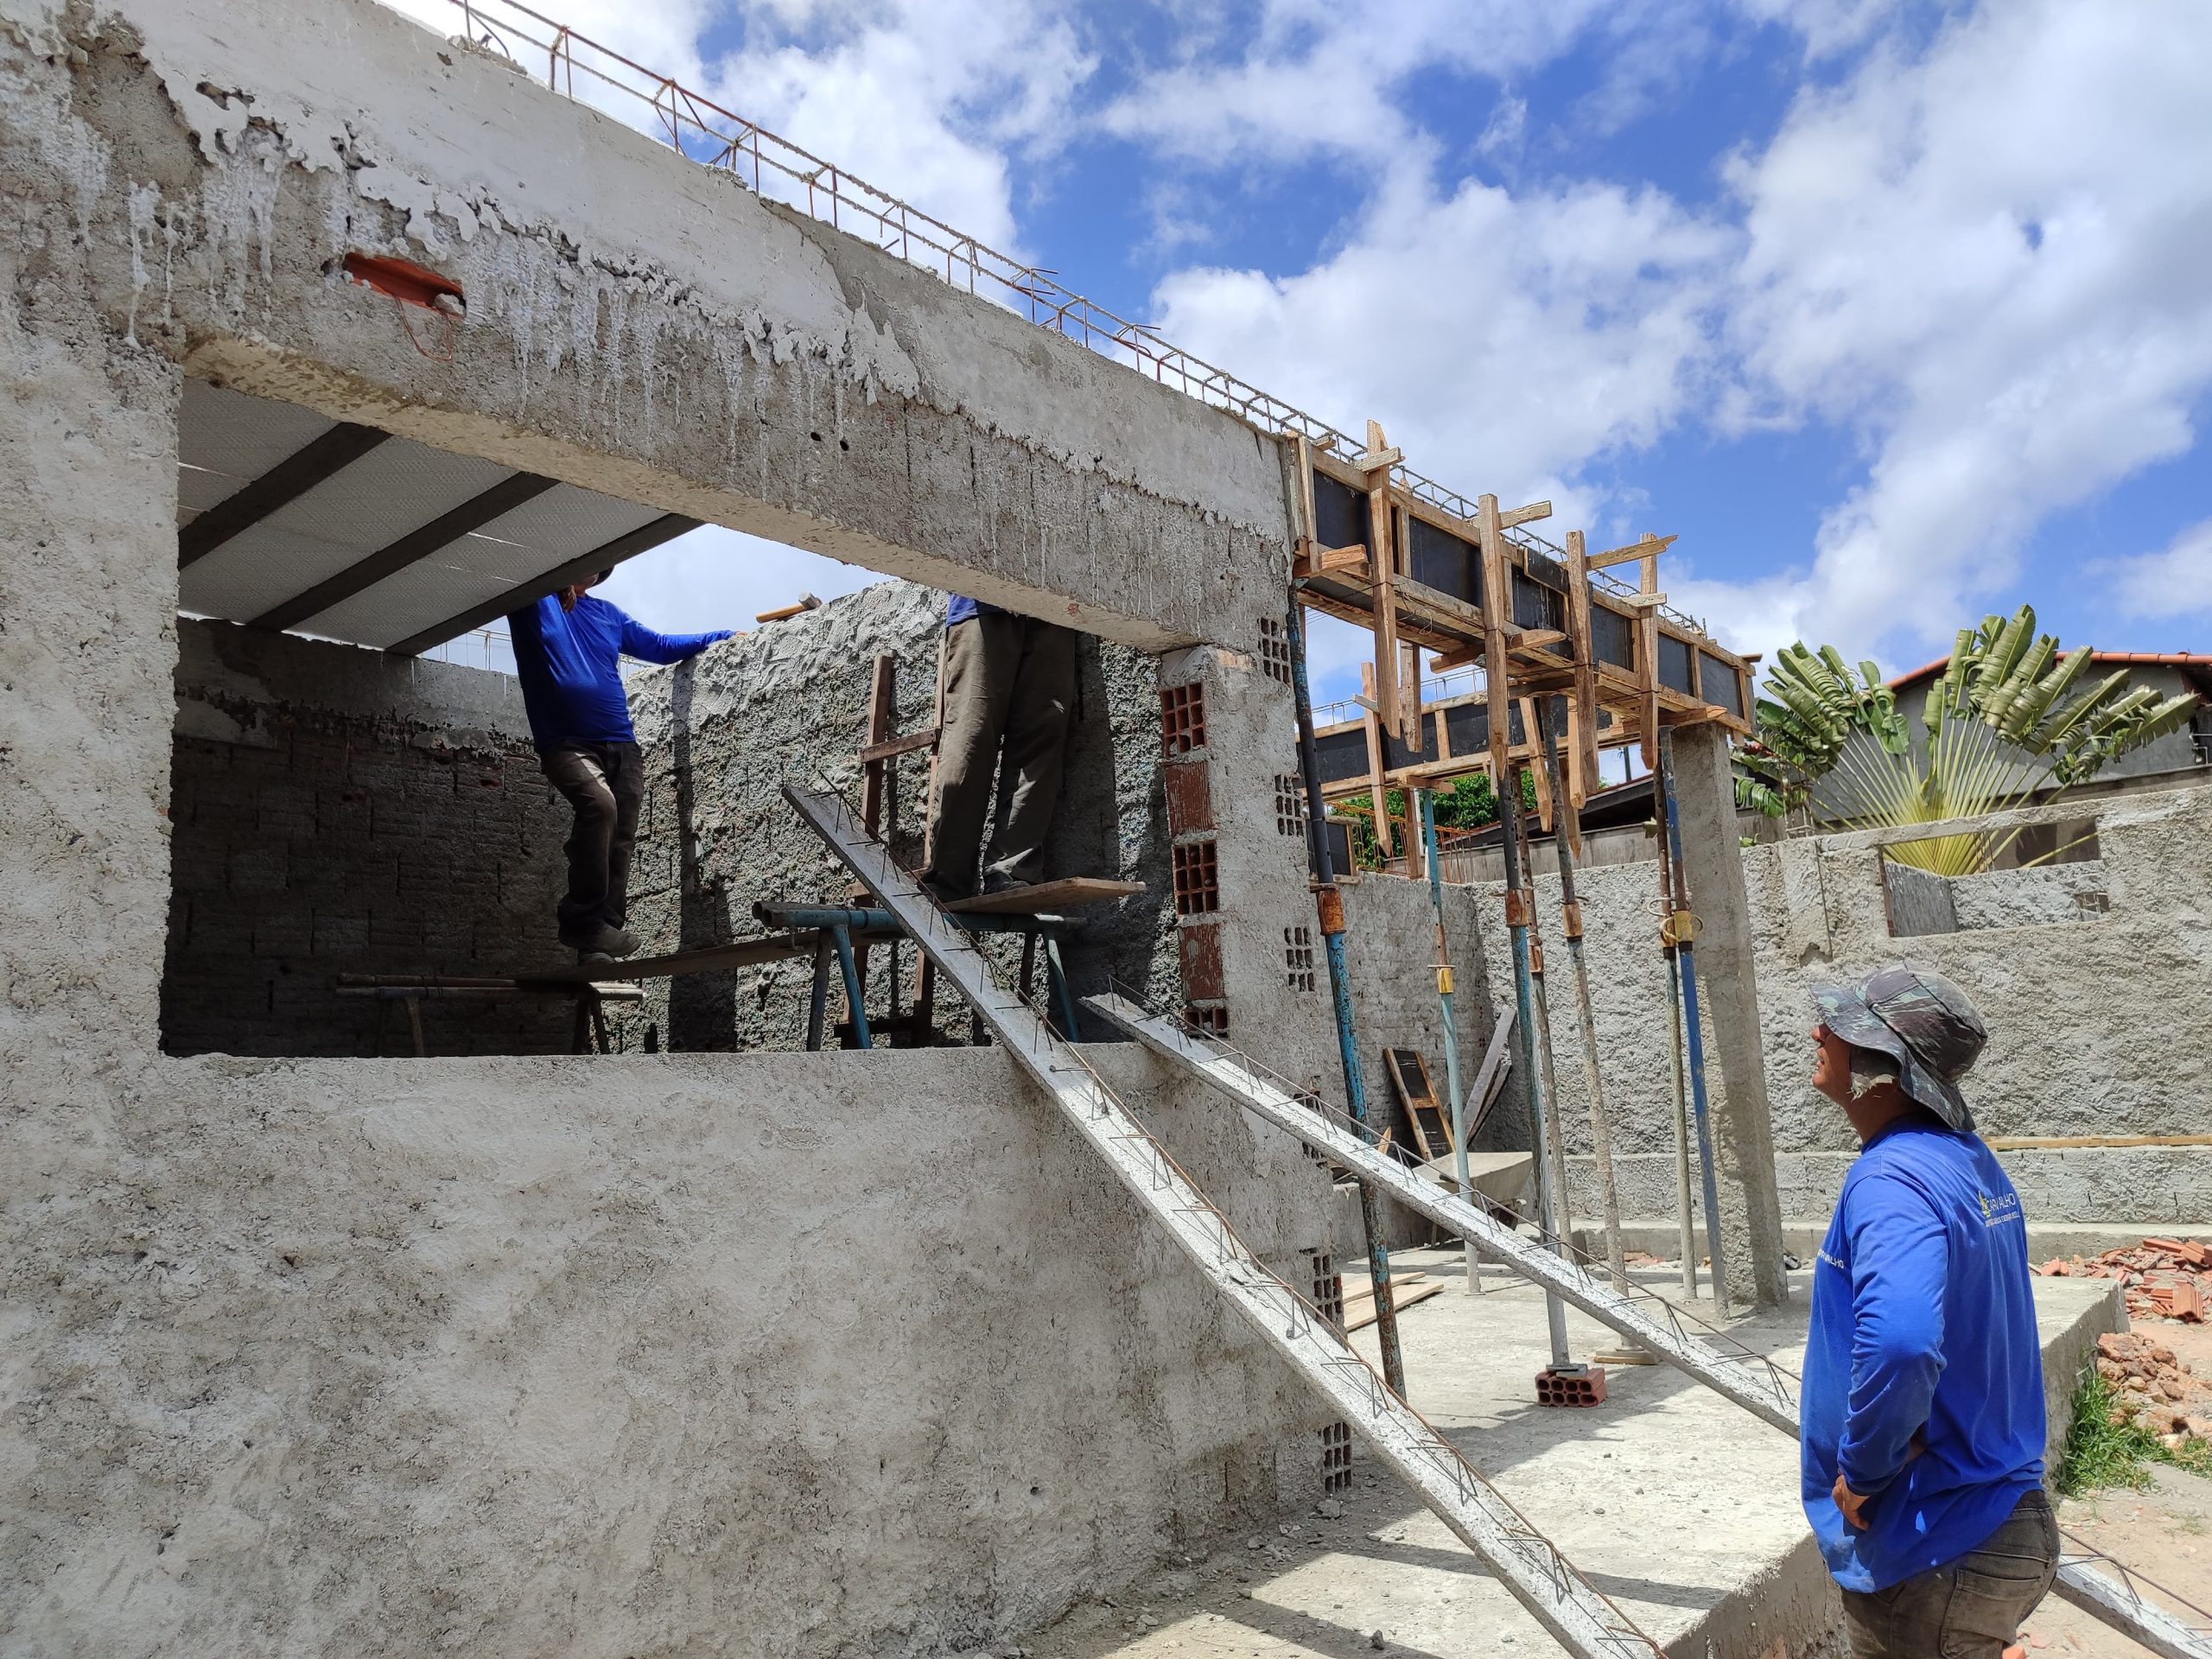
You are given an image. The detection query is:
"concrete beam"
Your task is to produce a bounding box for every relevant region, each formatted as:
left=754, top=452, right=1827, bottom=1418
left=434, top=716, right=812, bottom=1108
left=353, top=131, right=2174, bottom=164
left=1669, top=721, right=1791, bottom=1308
left=28, top=0, right=1292, bottom=654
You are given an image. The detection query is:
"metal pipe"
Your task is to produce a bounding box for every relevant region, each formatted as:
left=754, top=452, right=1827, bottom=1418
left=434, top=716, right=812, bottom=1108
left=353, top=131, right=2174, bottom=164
left=1045, top=936, right=1082, bottom=1039
left=1533, top=701, right=1630, bottom=1294
left=1419, top=788, right=1474, bottom=1293
left=1492, top=723, right=1573, bottom=1369
left=830, top=923, right=872, bottom=1049
left=1652, top=762, right=1699, bottom=1297
left=1287, top=593, right=1408, bottom=1398
left=1511, top=796, right=1577, bottom=1363
left=805, top=931, right=831, bottom=1052
left=1658, top=730, right=1732, bottom=1315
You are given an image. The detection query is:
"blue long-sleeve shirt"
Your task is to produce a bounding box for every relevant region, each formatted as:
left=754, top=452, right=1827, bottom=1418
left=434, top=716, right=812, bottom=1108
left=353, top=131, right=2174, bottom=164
left=1802, top=1119, right=2044, bottom=1592
left=507, top=593, right=728, bottom=750
left=944, top=594, right=1001, bottom=626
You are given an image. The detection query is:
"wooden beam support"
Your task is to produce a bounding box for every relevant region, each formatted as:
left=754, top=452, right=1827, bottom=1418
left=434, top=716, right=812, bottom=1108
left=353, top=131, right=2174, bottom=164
left=1477, top=494, right=1516, bottom=839
left=1562, top=529, right=1599, bottom=855
left=1294, top=541, right=1370, bottom=578
left=1497, top=500, right=1554, bottom=532
left=253, top=471, right=559, bottom=633
left=1364, top=421, right=1404, bottom=741
left=857, top=728, right=940, bottom=765
left=1522, top=697, right=1554, bottom=833
left=1589, top=531, right=1677, bottom=571
left=387, top=511, right=702, bottom=656
left=861, top=653, right=898, bottom=836
left=1361, top=659, right=1395, bottom=863
left=1637, top=546, right=1663, bottom=771
left=179, top=422, right=392, bottom=569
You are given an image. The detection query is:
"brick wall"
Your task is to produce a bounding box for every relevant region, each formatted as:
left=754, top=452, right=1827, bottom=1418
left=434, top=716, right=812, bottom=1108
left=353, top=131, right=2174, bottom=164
left=162, top=620, right=575, bottom=1056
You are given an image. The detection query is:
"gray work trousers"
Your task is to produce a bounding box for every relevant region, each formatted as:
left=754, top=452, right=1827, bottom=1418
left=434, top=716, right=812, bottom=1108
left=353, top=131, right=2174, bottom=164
left=1839, top=1489, right=2059, bottom=1658
left=541, top=740, right=645, bottom=938
left=924, top=613, right=1076, bottom=895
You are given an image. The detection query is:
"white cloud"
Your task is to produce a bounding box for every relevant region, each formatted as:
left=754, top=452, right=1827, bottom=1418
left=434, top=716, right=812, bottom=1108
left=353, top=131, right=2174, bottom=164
left=714, top=1, right=1094, bottom=254
left=2097, top=518, right=2212, bottom=625
left=372, top=0, right=1092, bottom=261
left=598, top=525, right=885, bottom=635
left=1098, top=0, right=1609, bottom=168
left=1717, top=0, right=2212, bottom=657
left=1117, top=0, right=2212, bottom=669
left=1152, top=173, right=1729, bottom=504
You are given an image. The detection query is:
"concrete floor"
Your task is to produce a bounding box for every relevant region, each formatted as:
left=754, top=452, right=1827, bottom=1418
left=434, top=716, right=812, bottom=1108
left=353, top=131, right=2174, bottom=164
left=1014, top=1247, right=2120, bottom=1659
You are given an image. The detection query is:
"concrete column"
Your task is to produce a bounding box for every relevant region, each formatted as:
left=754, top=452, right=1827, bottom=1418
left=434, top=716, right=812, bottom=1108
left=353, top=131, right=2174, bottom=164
left=0, top=264, right=182, bottom=1070
left=1669, top=722, right=1791, bottom=1308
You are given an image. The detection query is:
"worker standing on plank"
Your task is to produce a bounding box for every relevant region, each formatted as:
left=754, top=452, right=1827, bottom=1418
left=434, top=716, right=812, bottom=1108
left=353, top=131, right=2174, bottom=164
left=509, top=573, right=733, bottom=961
left=1801, top=963, right=2055, bottom=1659
left=921, top=595, right=1077, bottom=900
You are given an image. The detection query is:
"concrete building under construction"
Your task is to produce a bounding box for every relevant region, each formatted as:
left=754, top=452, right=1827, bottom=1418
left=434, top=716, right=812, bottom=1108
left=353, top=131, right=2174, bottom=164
left=4, top=2, right=2210, bottom=1656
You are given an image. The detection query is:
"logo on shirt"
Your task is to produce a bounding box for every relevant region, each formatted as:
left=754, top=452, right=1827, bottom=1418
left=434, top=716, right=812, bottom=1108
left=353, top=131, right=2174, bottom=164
left=1980, top=1189, right=2021, bottom=1227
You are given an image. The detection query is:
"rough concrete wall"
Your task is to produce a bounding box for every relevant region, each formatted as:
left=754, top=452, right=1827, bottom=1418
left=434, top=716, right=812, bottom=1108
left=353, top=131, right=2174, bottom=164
left=164, top=619, right=572, bottom=1056
left=1476, top=784, right=2212, bottom=1222
left=1947, top=859, right=2107, bottom=931
left=3, top=1046, right=1327, bottom=1659
left=617, top=579, right=1175, bottom=1051
left=1337, top=874, right=1496, bottom=1154
left=1332, top=873, right=1497, bottom=1247
left=13, top=0, right=1290, bottom=655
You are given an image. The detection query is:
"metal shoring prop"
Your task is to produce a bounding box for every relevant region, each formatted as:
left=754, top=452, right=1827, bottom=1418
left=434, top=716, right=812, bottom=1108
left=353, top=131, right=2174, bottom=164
left=1418, top=789, right=1475, bottom=1292
left=1651, top=761, right=1700, bottom=1298
left=1490, top=690, right=1573, bottom=1370
left=1658, top=728, right=1732, bottom=1316
left=1287, top=591, right=1408, bottom=1399
left=1533, top=699, right=1631, bottom=1298
left=1511, top=769, right=1579, bottom=1344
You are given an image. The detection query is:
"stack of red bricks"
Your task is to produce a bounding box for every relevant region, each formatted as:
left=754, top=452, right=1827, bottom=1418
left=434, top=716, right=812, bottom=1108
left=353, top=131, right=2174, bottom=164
left=2093, top=1332, right=2212, bottom=1445
left=2036, top=1236, right=2209, bottom=1324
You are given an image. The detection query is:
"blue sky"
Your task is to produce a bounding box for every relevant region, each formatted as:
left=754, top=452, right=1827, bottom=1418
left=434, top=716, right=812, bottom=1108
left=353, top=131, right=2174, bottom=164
left=390, top=0, right=2212, bottom=704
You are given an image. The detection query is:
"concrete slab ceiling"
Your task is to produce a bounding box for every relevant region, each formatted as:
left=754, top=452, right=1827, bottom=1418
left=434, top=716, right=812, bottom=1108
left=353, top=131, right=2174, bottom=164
left=173, top=378, right=696, bottom=653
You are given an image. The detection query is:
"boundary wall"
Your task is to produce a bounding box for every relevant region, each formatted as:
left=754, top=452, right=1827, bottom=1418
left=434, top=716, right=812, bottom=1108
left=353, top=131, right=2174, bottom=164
left=1465, top=785, right=2212, bottom=1228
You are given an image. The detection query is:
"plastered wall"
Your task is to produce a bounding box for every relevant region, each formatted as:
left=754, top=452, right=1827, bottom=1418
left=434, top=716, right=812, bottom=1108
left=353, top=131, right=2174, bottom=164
left=1471, top=785, right=2212, bottom=1224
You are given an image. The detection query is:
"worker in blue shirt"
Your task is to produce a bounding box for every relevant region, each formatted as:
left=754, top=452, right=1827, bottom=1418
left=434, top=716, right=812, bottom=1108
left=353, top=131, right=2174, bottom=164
left=1802, top=963, right=2056, bottom=1657
left=920, top=595, right=1077, bottom=900
left=509, top=574, right=732, bottom=960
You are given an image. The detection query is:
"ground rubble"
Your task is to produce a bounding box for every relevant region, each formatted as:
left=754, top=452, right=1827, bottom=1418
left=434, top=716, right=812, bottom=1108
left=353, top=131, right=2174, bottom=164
left=2037, top=1236, right=2209, bottom=1324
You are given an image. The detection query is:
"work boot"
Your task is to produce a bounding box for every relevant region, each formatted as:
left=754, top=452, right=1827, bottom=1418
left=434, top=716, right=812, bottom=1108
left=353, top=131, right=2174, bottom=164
left=981, top=871, right=1033, bottom=896
left=560, top=922, right=638, bottom=958
left=918, top=874, right=970, bottom=908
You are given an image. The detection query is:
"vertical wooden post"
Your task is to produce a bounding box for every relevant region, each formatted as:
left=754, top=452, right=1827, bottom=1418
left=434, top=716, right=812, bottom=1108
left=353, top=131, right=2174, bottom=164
left=861, top=653, right=896, bottom=836
left=1361, top=660, right=1395, bottom=865
left=1638, top=546, right=1663, bottom=772
left=1521, top=697, right=1553, bottom=836
left=1363, top=421, right=1402, bottom=739
left=1562, top=530, right=1599, bottom=854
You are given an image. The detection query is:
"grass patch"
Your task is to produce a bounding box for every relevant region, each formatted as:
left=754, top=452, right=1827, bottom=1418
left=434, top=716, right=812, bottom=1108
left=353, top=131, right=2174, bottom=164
left=2054, top=1370, right=2212, bottom=1497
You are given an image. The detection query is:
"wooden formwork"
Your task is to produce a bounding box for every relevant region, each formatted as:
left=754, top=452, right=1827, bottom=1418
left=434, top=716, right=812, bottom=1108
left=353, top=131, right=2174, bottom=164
left=1287, top=423, right=1755, bottom=846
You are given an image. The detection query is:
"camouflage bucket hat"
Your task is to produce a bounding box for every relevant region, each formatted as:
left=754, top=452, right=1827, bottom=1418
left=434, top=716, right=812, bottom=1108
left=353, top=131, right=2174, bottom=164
left=1809, top=963, right=1988, bottom=1132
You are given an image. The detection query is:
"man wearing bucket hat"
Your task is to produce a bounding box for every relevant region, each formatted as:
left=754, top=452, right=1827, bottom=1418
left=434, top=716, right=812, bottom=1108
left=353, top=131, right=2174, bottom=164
left=1801, top=963, right=2057, bottom=1658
